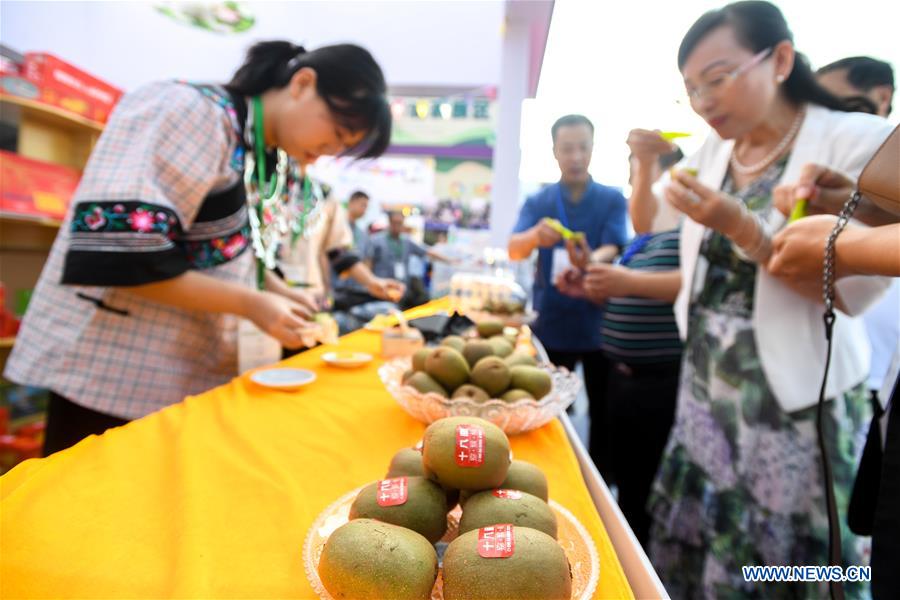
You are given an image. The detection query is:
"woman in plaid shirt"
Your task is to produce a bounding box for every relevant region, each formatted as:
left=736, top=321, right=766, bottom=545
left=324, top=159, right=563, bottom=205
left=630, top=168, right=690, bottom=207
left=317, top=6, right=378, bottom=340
left=4, top=41, right=391, bottom=455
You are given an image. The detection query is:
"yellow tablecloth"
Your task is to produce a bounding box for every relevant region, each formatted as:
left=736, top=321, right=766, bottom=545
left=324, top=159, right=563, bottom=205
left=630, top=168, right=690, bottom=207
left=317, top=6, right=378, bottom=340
left=1, top=300, right=632, bottom=599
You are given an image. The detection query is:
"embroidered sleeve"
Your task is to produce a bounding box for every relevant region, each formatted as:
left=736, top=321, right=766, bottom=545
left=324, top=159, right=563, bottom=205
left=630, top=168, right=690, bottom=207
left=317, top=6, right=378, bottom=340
left=62, top=82, right=234, bottom=286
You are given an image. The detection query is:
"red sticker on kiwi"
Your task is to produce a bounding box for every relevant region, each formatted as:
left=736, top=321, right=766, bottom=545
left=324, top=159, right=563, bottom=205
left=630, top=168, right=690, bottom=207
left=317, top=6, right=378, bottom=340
left=478, top=524, right=515, bottom=558
left=493, top=489, right=523, bottom=500
left=455, top=424, right=485, bottom=467
left=376, top=477, right=408, bottom=507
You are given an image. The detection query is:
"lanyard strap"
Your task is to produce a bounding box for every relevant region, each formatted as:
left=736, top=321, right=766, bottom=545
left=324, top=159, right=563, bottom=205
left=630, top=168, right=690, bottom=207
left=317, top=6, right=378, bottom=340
left=251, top=96, right=274, bottom=290
left=554, top=184, right=571, bottom=230
left=618, top=233, right=652, bottom=266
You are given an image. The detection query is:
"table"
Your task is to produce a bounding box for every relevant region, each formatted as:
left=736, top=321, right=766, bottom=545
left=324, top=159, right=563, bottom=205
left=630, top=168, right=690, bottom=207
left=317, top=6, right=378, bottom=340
left=1, top=300, right=636, bottom=599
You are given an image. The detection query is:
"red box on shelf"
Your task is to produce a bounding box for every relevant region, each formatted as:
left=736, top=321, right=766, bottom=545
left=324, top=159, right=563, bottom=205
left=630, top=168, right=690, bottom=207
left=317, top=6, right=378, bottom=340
left=22, top=52, right=122, bottom=123
left=0, top=150, right=81, bottom=221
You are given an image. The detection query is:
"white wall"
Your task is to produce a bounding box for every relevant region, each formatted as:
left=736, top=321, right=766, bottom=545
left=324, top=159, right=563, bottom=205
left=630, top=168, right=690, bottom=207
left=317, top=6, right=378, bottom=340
left=0, top=1, right=504, bottom=90
left=525, top=0, right=900, bottom=189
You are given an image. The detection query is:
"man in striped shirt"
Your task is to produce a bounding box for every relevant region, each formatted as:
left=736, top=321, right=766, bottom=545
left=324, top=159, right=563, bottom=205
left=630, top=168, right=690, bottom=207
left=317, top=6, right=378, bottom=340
left=556, top=149, right=684, bottom=545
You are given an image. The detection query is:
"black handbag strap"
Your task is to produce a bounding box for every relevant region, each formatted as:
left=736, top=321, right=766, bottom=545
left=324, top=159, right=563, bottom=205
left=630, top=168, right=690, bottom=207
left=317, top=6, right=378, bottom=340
left=818, top=191, right=863, bottom=600
left=817, top=311, right=845, bottom=600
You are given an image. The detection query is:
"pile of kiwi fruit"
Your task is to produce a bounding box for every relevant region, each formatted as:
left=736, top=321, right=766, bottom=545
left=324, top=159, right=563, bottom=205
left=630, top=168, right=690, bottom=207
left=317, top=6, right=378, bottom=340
left=317, top=416, right=573, bottom=600
left=402, top=321, right=552, bottom=404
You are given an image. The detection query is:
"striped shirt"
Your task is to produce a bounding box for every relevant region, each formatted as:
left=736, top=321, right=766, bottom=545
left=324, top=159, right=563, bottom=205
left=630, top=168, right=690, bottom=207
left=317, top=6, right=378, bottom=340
left=601, top=229, right=683, bottom=364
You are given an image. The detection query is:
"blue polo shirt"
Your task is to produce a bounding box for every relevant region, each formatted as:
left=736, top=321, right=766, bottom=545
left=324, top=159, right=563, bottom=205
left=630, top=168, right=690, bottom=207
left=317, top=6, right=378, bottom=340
left=512, top=180, right=628, bottom=352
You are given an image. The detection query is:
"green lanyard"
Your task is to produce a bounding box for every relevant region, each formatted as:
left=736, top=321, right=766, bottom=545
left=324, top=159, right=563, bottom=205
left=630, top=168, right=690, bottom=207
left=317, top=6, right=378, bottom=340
left=251, top=96, right=275, bottom=290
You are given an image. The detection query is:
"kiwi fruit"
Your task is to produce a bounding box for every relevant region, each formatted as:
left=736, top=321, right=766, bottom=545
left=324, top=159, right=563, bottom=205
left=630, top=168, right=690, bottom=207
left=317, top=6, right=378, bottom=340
left=406, top=372, right=448, bottom=398
left=422, top=416, right=510, bottom=490
left=488, top=336, right=514, bottom=358
left=424, top=347, right=470, bottom=393
left=500, top=459, right=549, bottom=502
left=350, top=476, right=448, bottom=543
left=470, top=356, right=511, bottom=397
left=412, top=348, right=432, bottom=372
left=386, top=447, right=426, bottom=478
left=452, top=384, right=490, bottom=403
left=442, top=525, right=571, bottom=600
left=476, top=321, right=505, bottom=338
left=318, top=519, right=438, bottom=600
left=462, top=340, right=495, bottom=368
left=500, top=389, right=534, bottom=402
left=509, top=365, right=552, bottom=400
left=459, top=489, right=557, bottom=538
left=440, top=335, right=466, bottom=353
left=504, top=352, right=538, bottom=368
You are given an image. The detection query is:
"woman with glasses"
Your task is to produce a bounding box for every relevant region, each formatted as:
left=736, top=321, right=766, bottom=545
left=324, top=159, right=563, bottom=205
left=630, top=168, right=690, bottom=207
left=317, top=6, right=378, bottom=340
left=4, top=41, right=391, bottom=455
left=625, top=2, right=893, bottom=597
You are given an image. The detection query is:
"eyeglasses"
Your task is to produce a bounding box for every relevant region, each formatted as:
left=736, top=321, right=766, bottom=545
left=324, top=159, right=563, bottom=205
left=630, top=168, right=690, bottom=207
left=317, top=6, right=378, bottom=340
left=684, top=47, right=773, bottom=101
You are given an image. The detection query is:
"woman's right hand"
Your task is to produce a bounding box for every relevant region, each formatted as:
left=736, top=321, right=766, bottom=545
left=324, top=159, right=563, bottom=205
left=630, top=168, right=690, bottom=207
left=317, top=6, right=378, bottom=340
left=626, top=129, right=675, bottom=164
left=247, top=291, right=316, bottom=349
left=772, top=163, right=856, bottom=218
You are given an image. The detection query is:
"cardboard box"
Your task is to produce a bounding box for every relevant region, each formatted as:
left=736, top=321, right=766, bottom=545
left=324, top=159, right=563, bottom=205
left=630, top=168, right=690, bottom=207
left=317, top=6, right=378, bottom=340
left=23, top=52, right=122, bottom=123
left=0, top=150, right=81, bottom=220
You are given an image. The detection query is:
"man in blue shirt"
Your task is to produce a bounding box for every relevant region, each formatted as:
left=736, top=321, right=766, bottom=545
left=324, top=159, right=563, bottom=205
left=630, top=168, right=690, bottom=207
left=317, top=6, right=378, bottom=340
left=508, top=114, right=628, bottom=480
left=367, top=211, right=453, bottom=308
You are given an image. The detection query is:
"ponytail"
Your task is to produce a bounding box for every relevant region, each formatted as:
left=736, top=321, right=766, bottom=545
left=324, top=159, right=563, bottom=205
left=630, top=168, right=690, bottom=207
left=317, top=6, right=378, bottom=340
left=228, top=40, right=391, bottom=158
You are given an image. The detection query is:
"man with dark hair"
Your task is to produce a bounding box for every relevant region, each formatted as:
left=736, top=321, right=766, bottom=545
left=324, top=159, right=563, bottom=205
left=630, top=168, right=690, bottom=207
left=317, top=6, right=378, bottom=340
left=508, top=113, right=628, bottom=481
left=366, top=210, right=453, bottom=308
left=817, top=56, right=894, bottom=116
left=346, top=190, right=370, bottom=251
left=550, top=114, right=595, bottom=143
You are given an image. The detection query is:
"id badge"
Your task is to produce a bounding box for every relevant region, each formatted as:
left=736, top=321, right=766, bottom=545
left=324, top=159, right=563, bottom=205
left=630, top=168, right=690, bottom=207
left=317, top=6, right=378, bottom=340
left=551, top=247, right=572, bottom=285
left=393, top=262, right=407, bottom=280
left=238, top=319, right=282, bottom=373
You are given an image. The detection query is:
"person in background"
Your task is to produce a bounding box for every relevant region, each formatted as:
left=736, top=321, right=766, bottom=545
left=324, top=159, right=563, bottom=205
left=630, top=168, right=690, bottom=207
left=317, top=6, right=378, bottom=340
left=366, top=211, right=453, bottom=309
left=345, top=190, right=371, bottom=251
left=626, top=2, right=893, bottom=596
left=508, top=114, right=628, bottom=481
left=815, top=57, right=899, bottom=409
left=557, top=147, right=684, bottom=545
left=768, top=163, right=900, bottom=600
left=277, top=190, right=402, bottom=304
left=4, top=40, right=392, bottom=455
left=817, top=56, right=894, bottom=117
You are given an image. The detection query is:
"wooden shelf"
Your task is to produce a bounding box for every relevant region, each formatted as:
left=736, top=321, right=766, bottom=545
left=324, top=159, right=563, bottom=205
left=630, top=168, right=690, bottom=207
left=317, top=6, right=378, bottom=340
left=0, top=93, right=105, bottom=133
left=0, top=337, right=15, bottom=349
left=0, top=211, right=62, bottom=229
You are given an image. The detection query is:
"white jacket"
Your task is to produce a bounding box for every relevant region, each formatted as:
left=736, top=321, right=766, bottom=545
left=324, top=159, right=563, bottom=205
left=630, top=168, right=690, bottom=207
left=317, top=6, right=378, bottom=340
left=652, top=105, right=894, bottom=412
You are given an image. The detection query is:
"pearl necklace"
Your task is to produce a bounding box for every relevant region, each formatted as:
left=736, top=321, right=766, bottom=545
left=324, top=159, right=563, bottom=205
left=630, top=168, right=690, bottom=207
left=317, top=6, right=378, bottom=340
left=729, top=107, right=805, bottom=176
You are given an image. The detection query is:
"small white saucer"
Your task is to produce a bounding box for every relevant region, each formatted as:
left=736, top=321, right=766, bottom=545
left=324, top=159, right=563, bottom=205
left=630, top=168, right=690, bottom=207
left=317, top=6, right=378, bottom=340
left=250, top=368, right=317, bottom=391
left=321, top=351, right=373, bottom=368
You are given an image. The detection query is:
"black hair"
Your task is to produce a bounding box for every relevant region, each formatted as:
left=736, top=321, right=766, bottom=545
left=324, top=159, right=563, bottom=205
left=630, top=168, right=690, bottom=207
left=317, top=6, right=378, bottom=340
left=228, top=40, right=391, bottom=158
left=551, top=114, right=594, bottom=143
left=349, top=190, right=370, bottom=202
left=818, top=56, right=895, bottom=91
left=678, top=1, right=849, bottom=112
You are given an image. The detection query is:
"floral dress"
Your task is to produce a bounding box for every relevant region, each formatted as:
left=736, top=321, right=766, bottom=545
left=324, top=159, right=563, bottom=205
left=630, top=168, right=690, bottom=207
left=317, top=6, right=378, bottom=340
left=647, top=157, right=872, bottom=599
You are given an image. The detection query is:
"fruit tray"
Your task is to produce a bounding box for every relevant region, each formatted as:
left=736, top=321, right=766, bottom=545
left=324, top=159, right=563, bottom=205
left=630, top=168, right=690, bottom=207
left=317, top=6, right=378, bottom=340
left=462, top=308, right=538, bottom=328
left=303, top=485, right=600, bottom=600
left=378, top=359, right=581, bottom=435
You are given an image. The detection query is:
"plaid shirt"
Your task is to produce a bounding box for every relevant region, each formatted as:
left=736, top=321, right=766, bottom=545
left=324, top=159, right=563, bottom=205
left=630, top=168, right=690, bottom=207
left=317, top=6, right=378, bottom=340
left=5, top=82, right=256, bottom=419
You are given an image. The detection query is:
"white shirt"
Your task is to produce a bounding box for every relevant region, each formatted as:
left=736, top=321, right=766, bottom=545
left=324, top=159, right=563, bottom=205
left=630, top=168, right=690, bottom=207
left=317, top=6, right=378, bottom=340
left=652, top=104, right=894, bottom=412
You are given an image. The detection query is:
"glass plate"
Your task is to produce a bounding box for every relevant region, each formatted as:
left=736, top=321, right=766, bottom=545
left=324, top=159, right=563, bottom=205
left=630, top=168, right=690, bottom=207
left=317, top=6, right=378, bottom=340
left=303, top=486, right=600, bottom=600
left=378, top=359, right=581, bottom=435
